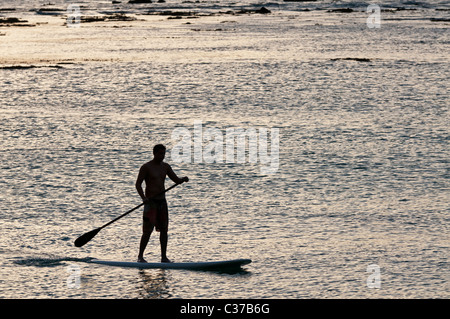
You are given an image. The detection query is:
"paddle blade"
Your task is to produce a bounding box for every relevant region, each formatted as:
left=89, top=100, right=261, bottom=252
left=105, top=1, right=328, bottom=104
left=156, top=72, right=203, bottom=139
left=74, top=227, right=102, bottom=247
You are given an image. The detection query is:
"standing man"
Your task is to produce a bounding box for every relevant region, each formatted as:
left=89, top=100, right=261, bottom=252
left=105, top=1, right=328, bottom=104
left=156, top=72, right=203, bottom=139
left=136, top=144, right=188, bottom=263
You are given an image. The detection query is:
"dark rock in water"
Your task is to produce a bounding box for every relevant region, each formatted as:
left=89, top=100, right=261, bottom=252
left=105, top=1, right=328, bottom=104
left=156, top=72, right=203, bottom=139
left=0, top=17, right=23, bottom=24
left=331, top=58, right=371, bottom=62
left=0, top=65, right=32, bottom=70
left=158, top=11, right=195, bottom=16
left=430, top=18, right=450, bottom=22
left=327, top=8, right=354, bottom=13
left=36, top=8, right=65, bottom=16
left=80, top=16, right=106, bottom=23
left=37, top=8, right=64, bottom=12
left=0, top=65, right=63, bottom=70
left=129, top=0, right=152, bottom=3
left=237, top=7, right=271, bottom=15
left=392, top=7, right=417, bottom=11
left=0, top=17, right=36, bottom=26
left=257, top=7, right=271, bottom=14
left=106, top=13, right=138, bottom=21
left=79, top=13, right=137, bottom=23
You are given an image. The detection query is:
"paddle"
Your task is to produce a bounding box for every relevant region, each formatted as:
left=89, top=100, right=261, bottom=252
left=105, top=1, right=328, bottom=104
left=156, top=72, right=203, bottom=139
left=74, top=183, right=182, bottom=247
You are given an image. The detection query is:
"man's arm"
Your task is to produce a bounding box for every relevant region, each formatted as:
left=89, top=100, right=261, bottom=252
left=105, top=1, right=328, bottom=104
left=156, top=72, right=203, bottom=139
left=135, top=165, right=147, bottom=202
left=166, top=164, right=189, bottom=184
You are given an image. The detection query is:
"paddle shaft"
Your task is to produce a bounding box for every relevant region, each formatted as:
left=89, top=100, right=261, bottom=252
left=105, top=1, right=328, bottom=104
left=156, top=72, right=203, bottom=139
left=99, top=182, right=181, bottom=230
left=74, top=182, right=182, bottom=247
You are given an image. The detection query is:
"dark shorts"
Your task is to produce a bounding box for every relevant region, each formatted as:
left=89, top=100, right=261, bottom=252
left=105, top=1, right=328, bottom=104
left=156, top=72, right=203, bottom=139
left=143, top=198, right=168, bottom=233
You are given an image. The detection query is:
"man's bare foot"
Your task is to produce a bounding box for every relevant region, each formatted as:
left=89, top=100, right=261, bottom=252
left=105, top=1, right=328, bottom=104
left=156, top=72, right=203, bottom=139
left=161, top=258, right=172, bottom=263
left=137, top=257, right=147, bottom=263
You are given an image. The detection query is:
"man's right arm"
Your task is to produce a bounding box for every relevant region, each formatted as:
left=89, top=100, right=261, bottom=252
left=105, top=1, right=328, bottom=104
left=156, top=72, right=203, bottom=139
left=135, top=165, right=147, bottom=202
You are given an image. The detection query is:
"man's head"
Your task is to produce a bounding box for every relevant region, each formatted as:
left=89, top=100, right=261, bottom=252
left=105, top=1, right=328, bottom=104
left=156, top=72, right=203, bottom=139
left=153, top=144, right=166, bottom=162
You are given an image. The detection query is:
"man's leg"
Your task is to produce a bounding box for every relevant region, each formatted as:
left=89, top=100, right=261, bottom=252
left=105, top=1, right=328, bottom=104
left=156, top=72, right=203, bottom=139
left=160, top=230, right=171, bottom=263
left=138, top=222, right=153, bottom=262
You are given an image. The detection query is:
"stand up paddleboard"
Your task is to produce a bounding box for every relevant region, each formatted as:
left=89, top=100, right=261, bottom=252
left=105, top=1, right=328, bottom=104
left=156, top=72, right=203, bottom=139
left=89, top=259, right=251, bottom=270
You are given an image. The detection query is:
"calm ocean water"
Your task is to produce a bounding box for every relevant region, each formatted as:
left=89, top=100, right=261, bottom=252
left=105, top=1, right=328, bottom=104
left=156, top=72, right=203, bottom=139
left=0, top=0, right=449, bottom=299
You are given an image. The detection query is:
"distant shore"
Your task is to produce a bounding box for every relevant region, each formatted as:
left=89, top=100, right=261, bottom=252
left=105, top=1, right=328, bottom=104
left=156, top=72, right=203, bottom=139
left=1, top=3, right=448, bottom=66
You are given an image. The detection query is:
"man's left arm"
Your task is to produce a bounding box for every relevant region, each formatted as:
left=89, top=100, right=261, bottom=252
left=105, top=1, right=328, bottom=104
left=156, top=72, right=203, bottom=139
left=166, top=164, right=189, bottom=184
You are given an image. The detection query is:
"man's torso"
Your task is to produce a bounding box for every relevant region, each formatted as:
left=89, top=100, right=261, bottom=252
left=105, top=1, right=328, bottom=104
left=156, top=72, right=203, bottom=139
left=143, top=161, right=168, bottom=199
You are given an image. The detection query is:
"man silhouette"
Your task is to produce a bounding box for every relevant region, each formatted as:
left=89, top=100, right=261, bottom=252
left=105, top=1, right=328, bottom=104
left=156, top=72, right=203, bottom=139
left=135, top=144, right=188, bottom=263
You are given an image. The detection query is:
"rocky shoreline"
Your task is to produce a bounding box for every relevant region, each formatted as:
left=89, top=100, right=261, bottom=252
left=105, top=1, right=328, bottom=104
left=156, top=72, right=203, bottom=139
left=0, top=6, right=273, bottom=27
left=0, top=0, right=447, bottom=28
left=1, top=2, right=447, bottom=67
